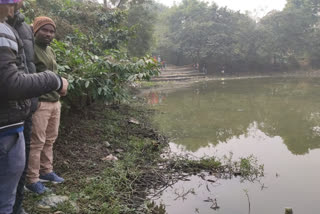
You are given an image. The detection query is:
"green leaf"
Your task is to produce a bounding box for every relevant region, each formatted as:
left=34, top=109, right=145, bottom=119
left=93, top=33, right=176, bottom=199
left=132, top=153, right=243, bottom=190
left=85, top=80, right=90, bottom=88
left=98, top=88, right=102, bottom=95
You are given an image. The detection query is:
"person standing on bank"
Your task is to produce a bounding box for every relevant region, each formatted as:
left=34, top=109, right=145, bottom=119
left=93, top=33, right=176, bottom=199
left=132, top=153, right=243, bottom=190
left=6, top=1, right=38, bottom=213
left=0, top=1, right=69, bottom=214
left=26, top=16, right=65, bottom=194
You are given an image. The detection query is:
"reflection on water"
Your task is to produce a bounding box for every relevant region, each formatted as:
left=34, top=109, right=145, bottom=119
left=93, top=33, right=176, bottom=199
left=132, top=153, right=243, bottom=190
left=147, top=91, right=167, bottom=105
left=149, top=77, right=320, bottom=214
left=151, top=77, right=320, bottom=155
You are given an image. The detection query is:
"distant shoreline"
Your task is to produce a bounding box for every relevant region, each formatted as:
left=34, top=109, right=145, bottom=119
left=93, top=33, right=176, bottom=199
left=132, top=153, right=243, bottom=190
left=138, top=66, right=320, bottom=95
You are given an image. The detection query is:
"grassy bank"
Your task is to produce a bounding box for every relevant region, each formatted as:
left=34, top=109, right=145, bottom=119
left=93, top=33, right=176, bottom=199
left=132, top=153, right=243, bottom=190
left=24, top=101, right=169, bottom=213
left=23, top=99, right=264, bottom=214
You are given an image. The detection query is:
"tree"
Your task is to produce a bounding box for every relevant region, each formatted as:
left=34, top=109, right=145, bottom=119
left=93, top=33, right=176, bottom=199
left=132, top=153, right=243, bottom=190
left=153, top=0, right=320, bottom=71
left=127, top=1, right=156, bottom=57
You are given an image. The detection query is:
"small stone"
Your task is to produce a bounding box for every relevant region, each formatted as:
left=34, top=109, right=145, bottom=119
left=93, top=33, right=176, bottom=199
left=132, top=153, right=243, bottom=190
left=63, top=161, right=69, bottom=165
left=103, top=141, right=111, bottom=147
left=101, top=154, right=118, bottom=161
left=129, top=118, right=140, bottom=125
left=37, top=194, right=68, bottom=210
left=115, top=149, right=124, bottom=153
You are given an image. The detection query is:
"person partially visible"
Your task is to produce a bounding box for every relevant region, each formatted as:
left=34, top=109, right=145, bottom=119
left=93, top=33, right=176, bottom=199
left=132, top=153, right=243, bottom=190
left=201, top=63, right=207, bottom=74
left=26, top=17, right=66, bottom=194
left=161, top=61, right=164, bottom=69
left=0, top=2, right=68, bottom=214
left=6, top=1, right=38, bottom=213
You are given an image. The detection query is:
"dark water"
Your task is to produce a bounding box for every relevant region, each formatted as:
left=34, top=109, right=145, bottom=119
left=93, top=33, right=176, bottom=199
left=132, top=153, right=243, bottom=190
left=148, top=77, right=320, bottom=214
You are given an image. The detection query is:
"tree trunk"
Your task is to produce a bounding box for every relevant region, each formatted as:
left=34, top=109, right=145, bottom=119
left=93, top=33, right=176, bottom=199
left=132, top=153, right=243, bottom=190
left=104, top=0, right=107, bottom=7
left=116, top=0, right=125, bottom=8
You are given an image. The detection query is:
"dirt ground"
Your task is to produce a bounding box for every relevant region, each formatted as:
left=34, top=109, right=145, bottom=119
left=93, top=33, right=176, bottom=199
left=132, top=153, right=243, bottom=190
left=54, top=103, right=166, bottom=184
left=24, top=102, right=168, bottom=213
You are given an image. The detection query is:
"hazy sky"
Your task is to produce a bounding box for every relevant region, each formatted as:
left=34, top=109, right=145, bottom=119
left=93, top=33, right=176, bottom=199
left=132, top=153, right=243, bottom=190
left=156, top=0, right=287, bottom=16
left=98, top=0, right=287, bottom=17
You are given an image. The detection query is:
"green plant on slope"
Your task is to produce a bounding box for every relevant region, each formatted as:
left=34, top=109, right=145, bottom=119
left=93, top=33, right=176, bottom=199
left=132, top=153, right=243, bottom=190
left=52, top=36, right=159, bottom=109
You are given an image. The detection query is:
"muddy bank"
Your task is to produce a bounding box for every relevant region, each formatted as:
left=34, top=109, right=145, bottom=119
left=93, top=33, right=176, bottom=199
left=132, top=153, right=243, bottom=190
left=24, top=102, right=169, bottom=213
left=23, top=99, right=264, bottom=214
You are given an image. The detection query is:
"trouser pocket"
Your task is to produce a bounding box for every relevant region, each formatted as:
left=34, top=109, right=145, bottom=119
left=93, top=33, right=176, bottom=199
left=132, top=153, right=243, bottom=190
left=0, top=132, right=25, bottom=175
left=0, top=134, right=19, bottom=157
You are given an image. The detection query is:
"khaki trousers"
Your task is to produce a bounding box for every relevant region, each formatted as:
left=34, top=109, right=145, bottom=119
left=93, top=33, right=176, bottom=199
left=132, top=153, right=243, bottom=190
left=26, top=101, right=61, bottom=184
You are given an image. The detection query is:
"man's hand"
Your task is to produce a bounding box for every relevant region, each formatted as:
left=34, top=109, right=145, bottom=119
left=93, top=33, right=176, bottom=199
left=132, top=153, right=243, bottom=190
left=59, top=77, right=68, bottom=96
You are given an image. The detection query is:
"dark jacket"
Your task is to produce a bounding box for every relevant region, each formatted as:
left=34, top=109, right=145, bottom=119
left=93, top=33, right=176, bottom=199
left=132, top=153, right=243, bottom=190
left=7, top=12, right=38, bottom=113
left=0, top=23, right=62, bottom=131
left=34, top=42, right=60, bottom=102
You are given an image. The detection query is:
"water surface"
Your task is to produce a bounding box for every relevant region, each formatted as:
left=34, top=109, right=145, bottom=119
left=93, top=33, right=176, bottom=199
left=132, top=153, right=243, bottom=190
left=149, top=77, right=320, bottom=214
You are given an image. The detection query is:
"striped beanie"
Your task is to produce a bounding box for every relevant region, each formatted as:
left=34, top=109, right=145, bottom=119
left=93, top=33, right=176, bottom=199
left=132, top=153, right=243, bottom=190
left=0, top=0, right=21, bottom=3
left=33, top=16, right=56, bottom=35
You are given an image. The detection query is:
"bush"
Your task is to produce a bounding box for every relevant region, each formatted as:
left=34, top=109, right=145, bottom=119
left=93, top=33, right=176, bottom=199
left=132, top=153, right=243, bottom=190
left=52, top=34, right=159, bottom=109
left=23, top=0, right=160, bottom=110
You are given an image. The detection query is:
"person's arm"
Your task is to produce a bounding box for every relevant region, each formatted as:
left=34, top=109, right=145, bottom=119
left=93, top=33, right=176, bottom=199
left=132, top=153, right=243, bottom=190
left=0, top=46, right=64, bottom=100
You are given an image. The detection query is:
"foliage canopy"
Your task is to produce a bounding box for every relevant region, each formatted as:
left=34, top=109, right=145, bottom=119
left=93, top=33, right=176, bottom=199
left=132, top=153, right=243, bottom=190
left=23, top=0, right=159, bottom=110
left=153, top=0, right=320, bottom=72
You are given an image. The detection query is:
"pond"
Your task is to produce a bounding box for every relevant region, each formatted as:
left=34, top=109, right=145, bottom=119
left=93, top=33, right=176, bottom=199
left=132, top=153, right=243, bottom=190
left=147, top=77, right=320, bottom=214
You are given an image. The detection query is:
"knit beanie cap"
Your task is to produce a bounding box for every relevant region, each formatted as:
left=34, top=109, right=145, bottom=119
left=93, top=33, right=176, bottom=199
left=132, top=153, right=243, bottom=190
left=0, top=0, right=21, bottom=4
left=33, top=16, right=56, bottom=35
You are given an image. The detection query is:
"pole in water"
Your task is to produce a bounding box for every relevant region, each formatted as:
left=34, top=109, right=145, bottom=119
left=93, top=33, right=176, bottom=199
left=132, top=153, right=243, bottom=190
left=285, top=208, right=293, bottom=214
